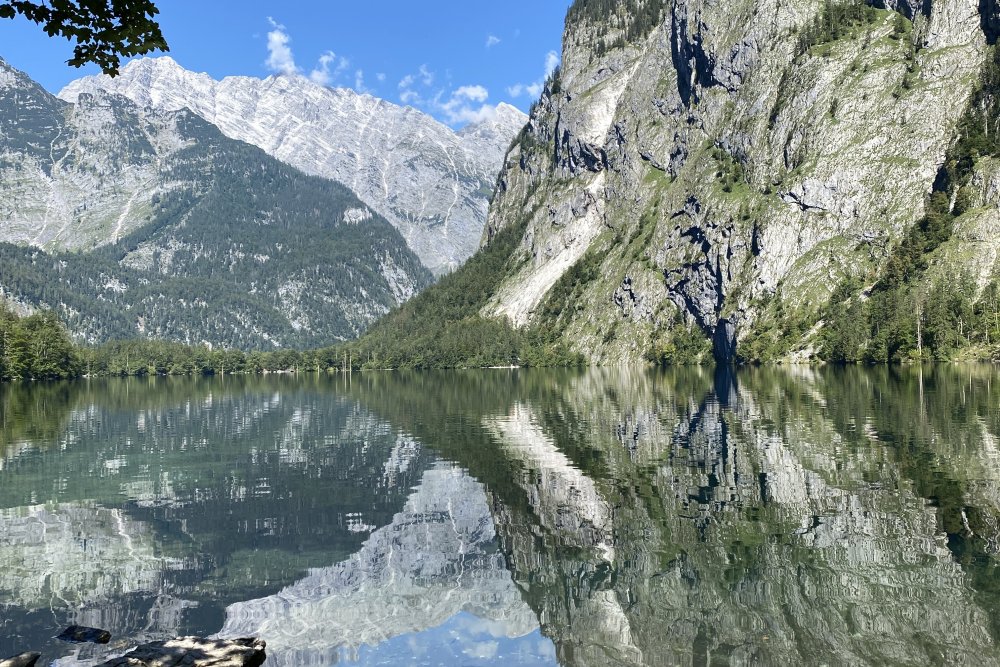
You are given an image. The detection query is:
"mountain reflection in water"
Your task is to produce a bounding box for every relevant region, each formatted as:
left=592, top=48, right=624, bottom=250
left=0, top=366, right=999, bottom=665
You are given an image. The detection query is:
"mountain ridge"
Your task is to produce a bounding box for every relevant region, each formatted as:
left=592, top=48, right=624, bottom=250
left=0, top=58, right=432, bottom=349
left=59, top=56, right=527, bottom=275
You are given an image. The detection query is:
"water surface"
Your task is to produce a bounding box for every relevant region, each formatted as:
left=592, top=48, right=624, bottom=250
left=1, top=366, right=999, bottom=665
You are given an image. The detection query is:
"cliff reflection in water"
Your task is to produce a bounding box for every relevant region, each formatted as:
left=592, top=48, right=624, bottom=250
left=346, top=366, right=1000, bottom=665
left=1, top=367, right=1000, bottom=665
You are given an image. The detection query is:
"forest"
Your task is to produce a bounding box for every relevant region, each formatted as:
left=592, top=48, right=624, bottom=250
left=0, top=303, right=351, bottom=380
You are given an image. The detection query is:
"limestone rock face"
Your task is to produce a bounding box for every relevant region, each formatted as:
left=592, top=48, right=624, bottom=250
left=60, top=57, right=527, bottom=276
left=484, top=0, right=997, bottom=362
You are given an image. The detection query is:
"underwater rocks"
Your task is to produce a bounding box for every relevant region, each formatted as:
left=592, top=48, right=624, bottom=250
left=95, top=637, right=266, bottom=667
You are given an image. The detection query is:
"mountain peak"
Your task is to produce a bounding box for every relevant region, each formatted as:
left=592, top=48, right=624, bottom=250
left=58, top=56, right=522, bottom=276
left=495, top=101, right=527, bottom=119
left=459, top=102, right=527, bottom=141
left=0, top=58, right=33, bottom=91
left=128, top=54, right=179, bottom=69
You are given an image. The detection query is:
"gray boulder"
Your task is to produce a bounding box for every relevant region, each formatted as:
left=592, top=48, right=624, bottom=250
left=0, top=653, right=40, bottom=667
left=96, top=637, right=266, bottom=667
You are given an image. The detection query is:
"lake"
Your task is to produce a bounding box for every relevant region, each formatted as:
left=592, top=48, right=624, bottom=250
left=1, top=366, right=1000, bottom=665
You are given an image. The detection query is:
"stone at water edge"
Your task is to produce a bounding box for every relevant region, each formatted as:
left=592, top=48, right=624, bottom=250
left=95, top=637, right=266, bottom=667
left=56, top=625, right=112, bottom=644
left=0, top=653, right=40, bottom=667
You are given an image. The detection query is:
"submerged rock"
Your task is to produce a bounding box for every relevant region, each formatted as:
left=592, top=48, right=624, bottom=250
left=56, top=625, right=112, bottom=644
left=0, top=653, right=40, bottom=667
left=96, top=637, right=266, bottom=667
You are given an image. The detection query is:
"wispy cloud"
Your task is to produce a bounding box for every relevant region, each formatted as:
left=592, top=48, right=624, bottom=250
left=266, top=17, right=298, bottom=75
left=264, top=18, right=369, bottom=92
left=418, top=64, right=434, bottom=86
left=397, top=64, right=497, bottom=126
left=507, top=50, right=560, bottom=99
left=398, top=73, right=421, bottom=104
left=309, top=51, right=349, bottom=86
left=436, top=85, right=497, bottom=124
left=453, top=85, right=489, bottom=103
left=486, top=34, right=501, bottom=48
left=354, top=70, right=370, bottom=93
left=544, top=51, right=559, bottom=77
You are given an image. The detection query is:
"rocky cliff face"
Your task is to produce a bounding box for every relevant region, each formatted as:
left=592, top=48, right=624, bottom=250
left=60, top=57, right=527, bottom=276
left=0, top=61, right=173, bottom=249
left=484, top=0, right=999, bottom=362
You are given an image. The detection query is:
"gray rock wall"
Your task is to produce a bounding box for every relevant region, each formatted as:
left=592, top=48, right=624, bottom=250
left=485, top=0, right=996, bottom=363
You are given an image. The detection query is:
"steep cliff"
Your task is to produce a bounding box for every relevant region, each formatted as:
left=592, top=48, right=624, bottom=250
left=484, top=0, right=1000, bottom=362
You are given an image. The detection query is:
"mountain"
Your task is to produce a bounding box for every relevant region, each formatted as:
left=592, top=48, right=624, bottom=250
left=349, top=0, right=1000, bottom=366
left=59, top=57, right=528, bottom=276
left=0, top=58, right=432, bottom=348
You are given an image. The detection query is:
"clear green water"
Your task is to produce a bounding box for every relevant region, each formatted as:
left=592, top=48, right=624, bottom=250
left=1, top=366, right=1000, bottom=666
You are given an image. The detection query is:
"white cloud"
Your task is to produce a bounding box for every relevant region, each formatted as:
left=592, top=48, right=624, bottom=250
left=436, top=86, right=497, bottom=125
left=265, top=17, right=298, bottom=76
left=544, top=50, right=559, bottom=78
left=397, top=73, right=421, bottom=105
left=486, top=34, right=501, bottom=48
left=309, top=51, right=349, bottom=86
left=354, top=69, right=370, bottom=93
left=507, top=49, right=560, bottom=100
left=396, top=65, right=497, bottom=125
left=309, top=52, right=333, bottom=84
left=376, top=72, right=386, bottom=82
left=264, top=19, right=359, bottom=89
left=453, top=85, right=489, bottom=103
left=464, top=641, right=499, bottom=660
left=418, top=63, right=434, bottom=86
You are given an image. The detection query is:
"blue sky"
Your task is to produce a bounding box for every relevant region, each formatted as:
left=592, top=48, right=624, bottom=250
left=0, top=1, right=572, bottom=126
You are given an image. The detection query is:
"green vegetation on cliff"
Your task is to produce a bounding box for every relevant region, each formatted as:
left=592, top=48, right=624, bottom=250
left=566, top=0, right=663, bottom=56
left=795, top=0, right=884, bottom=55
left=744, top=46, right=1000, bottom=364
left=816, top=47, right=1000, bottom=363
left=340, top=220, right=582, bottom=369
